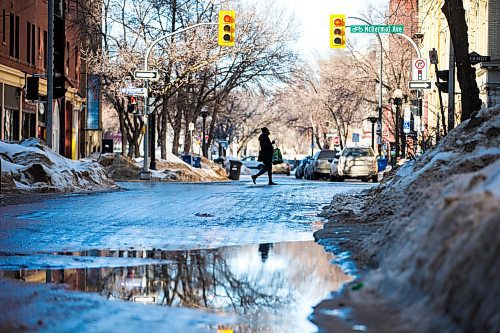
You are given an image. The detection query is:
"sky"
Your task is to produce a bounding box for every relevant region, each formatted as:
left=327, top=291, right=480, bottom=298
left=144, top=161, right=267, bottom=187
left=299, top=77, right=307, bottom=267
left=273, top=0, right=389, bottom=61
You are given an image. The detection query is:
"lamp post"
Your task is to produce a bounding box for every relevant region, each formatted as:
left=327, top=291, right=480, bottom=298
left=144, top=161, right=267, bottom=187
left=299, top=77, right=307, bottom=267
left=392, top=89, right=403, bottom=166
left=200, top=108, right=209, bottom=158
left=367, top=115, right=379, bottom=150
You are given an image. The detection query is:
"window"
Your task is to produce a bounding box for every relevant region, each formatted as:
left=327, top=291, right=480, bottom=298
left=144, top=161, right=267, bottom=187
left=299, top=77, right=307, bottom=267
left=74, top=46, right=79, bottom=80
left=9, top=13, right=14, bottom=57
left=43, top=30, right=47, bottom=68
left=31, top=24, right=36, bottom=65
left=2, top=10, right=5, bottom=44
left=66, top=41, right=70, bottom=76
left=26, top=22, right=36, bottom=65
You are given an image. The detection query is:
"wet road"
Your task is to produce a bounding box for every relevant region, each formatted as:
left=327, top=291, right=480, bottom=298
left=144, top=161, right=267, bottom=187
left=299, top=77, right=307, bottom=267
left=0, top=176, right=371, bottom=254
left=0, top=176, right=373, bottom=332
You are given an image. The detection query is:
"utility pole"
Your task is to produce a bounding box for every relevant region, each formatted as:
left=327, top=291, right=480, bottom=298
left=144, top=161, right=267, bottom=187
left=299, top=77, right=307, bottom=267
left=448, top=42, right=455, bottom=131
left=46, top=0, right=54, bottom=149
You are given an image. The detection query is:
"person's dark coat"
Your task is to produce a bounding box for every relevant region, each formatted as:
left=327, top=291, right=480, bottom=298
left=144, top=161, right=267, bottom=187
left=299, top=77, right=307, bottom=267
left=258, top=132, right=273, bottom=163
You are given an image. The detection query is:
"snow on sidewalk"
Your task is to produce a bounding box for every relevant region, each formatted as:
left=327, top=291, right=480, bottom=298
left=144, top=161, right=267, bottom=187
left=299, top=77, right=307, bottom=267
left=1, top=139, right=116, bottom=193
left=315, top=105, right=500, bottom=333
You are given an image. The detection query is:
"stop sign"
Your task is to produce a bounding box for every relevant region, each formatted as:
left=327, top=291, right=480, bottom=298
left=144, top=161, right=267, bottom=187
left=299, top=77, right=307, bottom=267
left=333, top=136, right=340, bottom=145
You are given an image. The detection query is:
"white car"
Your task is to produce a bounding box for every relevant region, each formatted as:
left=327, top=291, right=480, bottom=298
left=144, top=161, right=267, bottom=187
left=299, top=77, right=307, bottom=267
left=241, top=156, right=262, bottom=170
left=337, top=146, right=378, bottom=182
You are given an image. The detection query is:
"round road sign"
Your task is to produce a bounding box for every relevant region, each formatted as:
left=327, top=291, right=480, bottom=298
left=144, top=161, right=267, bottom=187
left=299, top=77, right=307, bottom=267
left=415, top=59, right=426, bottom=69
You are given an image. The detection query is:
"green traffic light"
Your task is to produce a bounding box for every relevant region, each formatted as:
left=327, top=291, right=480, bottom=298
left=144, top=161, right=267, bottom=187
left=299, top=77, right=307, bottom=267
left=223, top=34, right=231, bottom=41
left=334, top=37, right=342, bottom=44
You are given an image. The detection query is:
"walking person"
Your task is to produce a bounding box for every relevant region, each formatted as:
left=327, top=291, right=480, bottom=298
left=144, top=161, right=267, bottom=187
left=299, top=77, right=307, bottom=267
left=252, top=127, right=278, bottom=185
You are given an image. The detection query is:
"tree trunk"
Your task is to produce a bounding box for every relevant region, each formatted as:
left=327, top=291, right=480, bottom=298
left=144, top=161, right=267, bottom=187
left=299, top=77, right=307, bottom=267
left=171, top=106, right=182, bottom=155
left=442, top=0, right=482, bottom=122
left=160, top=99, right=168, bottom=159
left=183, top=121, right=191, bottom=154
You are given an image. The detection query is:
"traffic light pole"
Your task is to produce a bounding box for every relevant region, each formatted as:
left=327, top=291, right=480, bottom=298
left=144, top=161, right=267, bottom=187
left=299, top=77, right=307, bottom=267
left=348, top=17, right=384, bottom=153
left=46, top=0, right=54, bottom=149
left=140, top=22, right=217, bottom=180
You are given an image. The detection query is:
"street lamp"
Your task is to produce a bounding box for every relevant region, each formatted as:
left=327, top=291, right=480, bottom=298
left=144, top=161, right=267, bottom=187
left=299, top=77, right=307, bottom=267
left=200, top=108, right=209, bottom=157
left=392, top=89, right=403, bottom=166
left=367, top=115, right=379, bottom=151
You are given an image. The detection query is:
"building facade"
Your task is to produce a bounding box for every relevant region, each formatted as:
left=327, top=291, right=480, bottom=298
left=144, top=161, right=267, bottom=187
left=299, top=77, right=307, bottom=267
left=419, top=0, right=500, bottom=135
left=0, top=0, right=101, bottom=159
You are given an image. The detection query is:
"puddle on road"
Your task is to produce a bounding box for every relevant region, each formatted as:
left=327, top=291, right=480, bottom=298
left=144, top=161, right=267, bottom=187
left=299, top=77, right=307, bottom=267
left=0, top=241, right=353, bottom=333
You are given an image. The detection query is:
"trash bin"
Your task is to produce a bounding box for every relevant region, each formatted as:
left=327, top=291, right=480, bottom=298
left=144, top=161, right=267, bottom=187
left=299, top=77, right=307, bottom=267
left=228, top=160, right=243, bottom=180
left=181, top=155, right=192, bottom=165
left=377, top=158, right=388, bottom=172
left=102, top=139, right=114, bottom=154
left=193, top=156, right=202, bottom=168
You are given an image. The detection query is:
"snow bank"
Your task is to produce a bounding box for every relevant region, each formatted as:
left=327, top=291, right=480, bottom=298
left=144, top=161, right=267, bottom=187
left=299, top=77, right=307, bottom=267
left=1, top=139, right=116, bottom=193
left=97, top=153, right=228, bottom=182
left=0, top=277, right=233, bottom=333
left=315, top=106, right=500, bottom=333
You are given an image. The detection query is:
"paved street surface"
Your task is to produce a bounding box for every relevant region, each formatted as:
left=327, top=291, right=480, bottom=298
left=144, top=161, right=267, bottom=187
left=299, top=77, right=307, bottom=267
left=0, top=176, right=372, bottom=254
left=0, top=176, right=373, bottom=332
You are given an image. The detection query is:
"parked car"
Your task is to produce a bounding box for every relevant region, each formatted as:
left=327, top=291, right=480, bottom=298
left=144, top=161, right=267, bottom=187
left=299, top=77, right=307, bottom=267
left=274, top=161, right=291, bottom=176
left=337, top=146, right=378, bottom=182
left=241, top=156, right=262, bottom=170
left=295, top=157, right=311, bottom=179
left=329, top=152, right=341, bottom=181
left=241, top=156, right=290, bottom=176
left=304, top=150, right=338, bottom=180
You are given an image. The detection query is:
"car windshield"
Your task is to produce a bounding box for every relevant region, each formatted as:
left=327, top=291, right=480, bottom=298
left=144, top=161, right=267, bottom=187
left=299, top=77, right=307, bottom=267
left=342, top=148, right=374, bottom=157
left=318, top=150, right=338, bottom=159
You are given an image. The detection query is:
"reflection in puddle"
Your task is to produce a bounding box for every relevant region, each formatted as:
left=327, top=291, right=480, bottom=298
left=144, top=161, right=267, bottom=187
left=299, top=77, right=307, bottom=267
left=1, top=241, right=352, bottom=333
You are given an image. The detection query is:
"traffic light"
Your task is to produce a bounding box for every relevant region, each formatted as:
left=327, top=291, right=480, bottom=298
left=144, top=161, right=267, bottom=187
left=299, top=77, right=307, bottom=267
left=26, top=77, right=39, bottom=101
left=127, top=96, right=137, bottom=113
left=218, top=11, right=235, bottom=47
left=330, top=14, right=346, bottom=49
left=53, top=76, right=67, bottom=99
left=436, top=70, right=449, bottom=93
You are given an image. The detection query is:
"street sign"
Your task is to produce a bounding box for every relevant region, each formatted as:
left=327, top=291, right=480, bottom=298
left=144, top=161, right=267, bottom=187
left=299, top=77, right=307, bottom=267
left=408, top=81, right=432, bottom=89
left=429, top=49, right=438, bottom=64
left=412, top=58, right=428, bottom=80
left=188, top=122, right=195, bottom=131
left=404, top=107, right=411, bottom=123
left=414, top=116, right=421, bottom=133
left=121, top=87, right=147, bottom=96
left=333, top=136, right=340, bottom=146
left=403, top=120, right=411, bottom=134
left=134, top=70, right=159, bottom=81
left=350, top=25, right=404, bottom=34
left=469, top=52, right=491, bottom=65
left=352, top=133, right=360, bottom=143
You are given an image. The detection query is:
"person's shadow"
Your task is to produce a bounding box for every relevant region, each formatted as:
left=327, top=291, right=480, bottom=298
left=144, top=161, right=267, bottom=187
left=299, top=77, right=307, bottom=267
left=258, top=243, right=273, bottom=263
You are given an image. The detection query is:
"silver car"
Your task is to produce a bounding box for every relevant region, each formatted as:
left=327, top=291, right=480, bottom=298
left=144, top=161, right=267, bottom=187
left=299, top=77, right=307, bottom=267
left=337, top=146, right=378, bottom=182
left=305, top=150, right=338, bottom=180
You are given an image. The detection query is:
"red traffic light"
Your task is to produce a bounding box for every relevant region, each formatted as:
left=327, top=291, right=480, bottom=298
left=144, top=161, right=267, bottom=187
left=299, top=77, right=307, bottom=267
left=334, top=18, right=343, bottom=26
left=224, top=15, right=232, bottom=23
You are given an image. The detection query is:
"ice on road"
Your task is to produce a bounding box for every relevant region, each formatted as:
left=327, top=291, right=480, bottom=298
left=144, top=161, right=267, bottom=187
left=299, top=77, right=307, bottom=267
left=0, top=177, right=371, bottom=254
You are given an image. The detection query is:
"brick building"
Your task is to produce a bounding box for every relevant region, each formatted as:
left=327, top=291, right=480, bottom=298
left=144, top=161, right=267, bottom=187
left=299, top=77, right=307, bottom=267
left=0, top=0, right=101, bottom=159
left=419, top=0, right=500, bottom=135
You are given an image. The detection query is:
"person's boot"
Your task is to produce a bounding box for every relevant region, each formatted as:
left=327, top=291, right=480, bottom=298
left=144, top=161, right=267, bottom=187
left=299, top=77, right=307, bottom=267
left=251, top=175, right=257, bottom=184
left=268, top=182, right=278, bottom=185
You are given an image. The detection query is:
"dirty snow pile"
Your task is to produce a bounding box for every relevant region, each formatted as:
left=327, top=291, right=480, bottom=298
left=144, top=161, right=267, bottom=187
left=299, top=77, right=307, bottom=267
left=315, top=105, right=500, bottom=333
left=97, top=153, right=228, bottom=182
left=0, top=139, right=116, bottom=193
